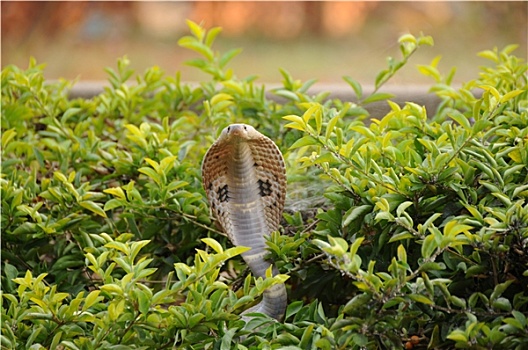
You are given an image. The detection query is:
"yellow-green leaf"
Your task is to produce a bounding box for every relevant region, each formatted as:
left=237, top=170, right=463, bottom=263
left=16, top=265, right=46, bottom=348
left=284, top=122, right=306, bottom=132
left=124, top=124, right=143, bottom=137
left=211, top=93, right=233, bottom=106
left=138, top=167, right=162, bottom=185
left=80, top=201, right=107, bottom=218
left=103, top=187, right=126, bottom=200
left=443, top=221, right=472, bottom=238
left=409, top=294, right=433, bottom=305
left=53, top=171, right=68, bottom=183
left=144, top=158, right=160, bottom=172
left=397, top=244, right=407, bottom=264
left=500, top=89, right=525, bottom=103
left=108, top=299, right=125, bottom=321
left=201, top=238, right=223, bottom=254
left=83, top=290, right=102, bottom=311
left=100, top=283, right=124, bottom=295
left=1, top=128, right=17, bottom=150
left=283, top=114, right=305, bottom=126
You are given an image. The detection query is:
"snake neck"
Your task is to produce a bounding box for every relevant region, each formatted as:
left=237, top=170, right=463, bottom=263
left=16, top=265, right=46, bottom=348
left=210, top=136, right=287, bottom=321
left=226, top=141, right=270, bottom=277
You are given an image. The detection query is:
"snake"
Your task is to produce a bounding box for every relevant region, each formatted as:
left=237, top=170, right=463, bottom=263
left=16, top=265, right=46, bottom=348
left=201, top=123, right=287, bottom=321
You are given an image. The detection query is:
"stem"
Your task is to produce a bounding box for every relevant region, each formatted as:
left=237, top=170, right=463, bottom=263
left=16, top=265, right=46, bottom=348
left=119, top=312, right=140, bottom=343
left=361, top=46, right=418, bottom=104
left=324, top=256, right=384, bottom=300
left=289, top=253, right=325, bottom=274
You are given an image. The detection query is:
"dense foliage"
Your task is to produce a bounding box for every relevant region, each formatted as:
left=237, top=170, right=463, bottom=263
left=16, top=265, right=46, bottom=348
left=2, top=20, right=527, bottom=349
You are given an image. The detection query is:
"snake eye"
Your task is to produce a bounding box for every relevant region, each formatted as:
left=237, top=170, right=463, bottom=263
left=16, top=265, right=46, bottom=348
left=227, top=126, right=231, bottom=133
left=243, top=125, right=247, bottom=130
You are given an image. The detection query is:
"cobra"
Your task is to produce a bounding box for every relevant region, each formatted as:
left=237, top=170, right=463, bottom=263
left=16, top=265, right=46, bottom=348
left=202, top=123, right=287, bottom=320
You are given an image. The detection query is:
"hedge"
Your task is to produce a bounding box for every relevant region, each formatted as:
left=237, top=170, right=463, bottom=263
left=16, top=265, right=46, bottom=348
left=2, top=20, right=527, bottom=349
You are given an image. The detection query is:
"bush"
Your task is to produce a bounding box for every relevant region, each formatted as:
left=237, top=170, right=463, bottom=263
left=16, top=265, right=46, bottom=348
left=2, top=20, right=527, bottom=349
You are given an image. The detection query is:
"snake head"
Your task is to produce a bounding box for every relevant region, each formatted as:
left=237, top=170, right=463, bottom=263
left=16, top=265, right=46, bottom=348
left=220, top=124, right=258, bottom=143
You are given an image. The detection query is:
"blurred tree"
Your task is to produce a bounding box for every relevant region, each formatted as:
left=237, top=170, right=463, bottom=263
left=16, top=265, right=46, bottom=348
left=304, top=2, right=324, bottom=36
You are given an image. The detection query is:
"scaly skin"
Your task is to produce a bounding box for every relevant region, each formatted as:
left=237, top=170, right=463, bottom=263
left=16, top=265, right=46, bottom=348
left=202, top=124, right=287, bottom=320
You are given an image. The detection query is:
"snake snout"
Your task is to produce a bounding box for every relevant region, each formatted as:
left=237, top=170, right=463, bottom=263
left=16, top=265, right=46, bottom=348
left=226, top=124, right=250, bottom=139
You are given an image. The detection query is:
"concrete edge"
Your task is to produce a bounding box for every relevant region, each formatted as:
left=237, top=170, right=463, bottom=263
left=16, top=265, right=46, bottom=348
left=65, top=81, right=475, bottom=119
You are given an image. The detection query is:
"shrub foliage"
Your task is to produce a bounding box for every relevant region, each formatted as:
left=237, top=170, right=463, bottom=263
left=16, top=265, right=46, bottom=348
left=1, top=20, right=527, bottom=349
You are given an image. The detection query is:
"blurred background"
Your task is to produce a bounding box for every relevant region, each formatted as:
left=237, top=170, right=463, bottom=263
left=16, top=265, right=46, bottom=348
left=2, top=1, right=527, bottom=85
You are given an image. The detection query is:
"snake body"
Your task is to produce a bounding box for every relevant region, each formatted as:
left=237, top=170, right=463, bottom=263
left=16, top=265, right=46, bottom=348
left=202, top=124, right=287, bottom=320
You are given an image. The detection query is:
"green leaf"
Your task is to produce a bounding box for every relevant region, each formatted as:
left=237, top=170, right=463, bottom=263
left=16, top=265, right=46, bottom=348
left=398, top=33, right=417, bottom=45
left=53, top=171, right=69, bottom=183
left=417, top=64, right=441, bottom=82
left=299, top=79, right=317, bottom=93
left=374, top=70, right=390, bottom=89
left=130, top=240, right=150, bottom=260
left=83, top=290, right=102, bottom=311
left=100, top=284, right=124, bottom=296
left=447, top=330, right=468, bottom=343
left=179, top=37, right=214, bottom=61
left=223, top=246, right=250, bottom=259
left=326, top=236, right=348, bottom=256
left=503, top=317, right=525, bottom=330
left=1, top=335, right=13, bottom=349
left=186, top=20, right=205, bottom=42
left=477, top=49, right=498, bottom=62
left=80, top=201, right=107, bottom=218
left=490, top=280, right=513, bottom=302
left=443, top=221, right=472, bottom=238
left=343, top=76, right=362, bottom=99
left=342, top=205, right=372, bottom=227
left=397, top=244, right=407, bottom=264
left=396, top=201, right=413, bottom=217
left=138, top=167, right=162, bottom=185
left=313, top=152, right=339, bottom=164
left=105, top=241, right=128, bottom=254
left=283, top=114, right=306, bottom=131
left=289, top=135, right=318, bottom=149
left=274, top=89, right=300, bottom=101
left=137, top=289, right=150, bottom=315
left=185, top=58, right=207, bottom=69
left=1, top=128, right=17, bottom=149
left=299, top=324, right=315, bottom=348
left=389, top=232, right=414, bottom=242
left=449, top=110, right=471, bottom=130
left=349, top=237, right=364, bottom=256
left=362, top=92, right=395, bottom=105
left=325, top=114, right=341, bottom=141
left=421, top=234, right=437, bottom=259
left=219, top=48, right=242, bottom=68
left=104, top=199, right=124, bottom=211
left=408, top=294, right=433, bottom=305
left=104, top=187, right=126, bottom=200
left=500, top=89, right=525, bottom=103
left=201, top=238, right=223, bottom=254
left=492, top=297, right=512, bottom=312
left=204, top=26, right=222, bottom=47
left=512, top=310, right=527, bottom=327
left=188, top=313, right=205, bottom=328
left=220, top=328, right=237, bottom=350
left=211, top=93, right=234, bottom=106
left=166, top=180, right=189, bottom=192
left=285, top=300, right=303, bottom=321
left=343, top=293, right=371, bottom=314
left=61, top=107, right=82, bottom=123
